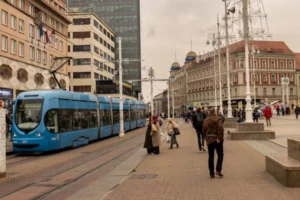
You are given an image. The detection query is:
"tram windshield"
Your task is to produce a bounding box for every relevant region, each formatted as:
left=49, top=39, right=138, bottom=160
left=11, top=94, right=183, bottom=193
left=15, top=99, right=43, bottom=132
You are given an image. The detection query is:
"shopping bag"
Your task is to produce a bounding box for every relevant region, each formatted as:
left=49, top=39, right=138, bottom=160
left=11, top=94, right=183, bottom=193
left=173, top=127, right=180, bottom=135
left=151, top=123, right=157, bottom=132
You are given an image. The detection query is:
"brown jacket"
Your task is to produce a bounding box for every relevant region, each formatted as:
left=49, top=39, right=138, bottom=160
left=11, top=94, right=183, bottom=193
left=150, top=123, right=161, bottom=147
left=203, top=116, right=224, bottom=145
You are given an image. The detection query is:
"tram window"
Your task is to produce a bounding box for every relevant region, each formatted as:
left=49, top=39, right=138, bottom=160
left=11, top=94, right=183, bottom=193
left=113, top=109, right=119, bottom=124
left=44, top=109, right=58, bottom=133
left=73, top=110, right=81, bottom=130
left=89, top=110, right=97, bottom=128
left=124, top=110, right=130, bottom=121
left=58, top=110, right=73, bottom=132
left=81, top=110, right=89, bottom=129
left=130, top=110, right=136, bottom=120
left=101, top=109, right=111, bottom=126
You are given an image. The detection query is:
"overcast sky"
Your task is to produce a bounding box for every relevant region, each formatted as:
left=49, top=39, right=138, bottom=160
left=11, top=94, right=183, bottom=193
left=139, top=0, right=300, bottom=103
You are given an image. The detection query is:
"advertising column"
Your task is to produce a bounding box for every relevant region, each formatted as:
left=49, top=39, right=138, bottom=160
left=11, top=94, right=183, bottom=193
left=0, top=107, right=6, bottom=178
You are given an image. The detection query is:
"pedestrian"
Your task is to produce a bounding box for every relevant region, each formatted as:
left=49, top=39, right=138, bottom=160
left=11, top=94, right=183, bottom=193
left=167, top=118, right=179, bottom=149
left=203, top=108, right=224, bottom=179
left=253, top=108, right=259, bottom=123
left=150, top=115, right=161, bottom=154
left=264, top=104, right=272, bottom=126
left=276, top=107, right=280, bottom=116
left=192, top=108, right=206, bottom=152
left=295, top=106, right=300, bottom=119
left=144, top=118, right=154, bottom=154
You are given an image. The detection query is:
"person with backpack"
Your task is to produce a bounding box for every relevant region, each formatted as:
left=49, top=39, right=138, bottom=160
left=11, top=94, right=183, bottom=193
left=253, top=108, right=259, bottom=123
left=192, top=107, right=206, bottom=152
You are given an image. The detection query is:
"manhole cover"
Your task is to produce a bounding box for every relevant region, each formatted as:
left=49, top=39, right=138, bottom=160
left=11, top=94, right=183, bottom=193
left=130, top=174, right=157, bottom=180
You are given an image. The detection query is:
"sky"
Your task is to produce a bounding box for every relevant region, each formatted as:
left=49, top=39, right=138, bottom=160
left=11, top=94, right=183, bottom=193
left=139, top=0, right=300, bottom=103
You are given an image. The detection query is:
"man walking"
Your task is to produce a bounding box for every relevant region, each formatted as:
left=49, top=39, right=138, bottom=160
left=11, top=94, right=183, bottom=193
left=295, top=106, right=300, bottom=119
left=203, top=108, right=224, bottom=179
left=264, top=104, right=272, bottom=126
left=192, top=108, right=206, bottom=152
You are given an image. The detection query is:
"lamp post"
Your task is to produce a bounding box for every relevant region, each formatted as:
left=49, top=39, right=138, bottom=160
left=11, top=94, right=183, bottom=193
left=223, top=0, right=235, bottom=118
left=206, top=33, right=217, bottom=111
left=242, top=0, right=253, bottom=122
left=118, top=37, right=125, bottom=137
left=251, top=44, right=260, bottom=106
left=217, top=15, right=224, bottom=115
left=167, top=81, right=170, bottom=118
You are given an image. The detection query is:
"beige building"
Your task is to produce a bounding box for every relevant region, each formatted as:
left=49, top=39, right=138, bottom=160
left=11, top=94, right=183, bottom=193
left=68, top=12, right=115, bottom=94
left=296, top=53, right=300, bottom=106
left=186, top=40, right=297, bottom=109
left=0, top=0, right=70, bottom=107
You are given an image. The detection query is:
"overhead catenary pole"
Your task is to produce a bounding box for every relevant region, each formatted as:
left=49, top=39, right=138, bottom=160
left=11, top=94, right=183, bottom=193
left=167, top=81, right=170, bottom=118
left=243, top=0, right=253, bottom=122
left=172, top=86, right=175, bottom=118
left=217, top=15, right=224, bottom=115
left=224, top=0, right=233, bottom=117
left=118, top=37, right=125, bottom=137
left=150, top=67, right=154, bottom=116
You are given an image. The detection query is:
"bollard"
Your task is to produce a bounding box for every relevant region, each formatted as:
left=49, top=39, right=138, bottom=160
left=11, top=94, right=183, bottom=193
left=0, top=108, right=6, bottom=178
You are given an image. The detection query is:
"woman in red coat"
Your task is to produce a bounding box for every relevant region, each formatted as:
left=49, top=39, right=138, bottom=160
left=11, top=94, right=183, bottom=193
left=264, top=105, right=272, bottom=126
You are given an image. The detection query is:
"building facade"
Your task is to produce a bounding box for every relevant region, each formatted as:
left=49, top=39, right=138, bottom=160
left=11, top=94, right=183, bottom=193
left=68, top=12, right=115, bottom=94
left=186, top=41, right=297, bottom=109
left=0, top=0, right=70, bottom=108
left=296, top=53, right=300, bottom=106
left=154, top=90, right=168, bottom=116
left=68, top=0, right=142, bottom=95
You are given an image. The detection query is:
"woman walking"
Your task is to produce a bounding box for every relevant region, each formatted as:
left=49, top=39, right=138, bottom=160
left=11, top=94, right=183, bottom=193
left=144, top=118, right=154, bottom=154
left=167, top=118, right=179, bottom=149
left=151, top=116, right=161, bottom=154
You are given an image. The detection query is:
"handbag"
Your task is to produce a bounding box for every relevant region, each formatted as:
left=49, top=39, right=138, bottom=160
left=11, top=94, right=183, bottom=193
left=173, top=127, right=180, bottom=135
left=151, top=123, right=157, bottom=132
left=167, top=131, right=174, bottom=136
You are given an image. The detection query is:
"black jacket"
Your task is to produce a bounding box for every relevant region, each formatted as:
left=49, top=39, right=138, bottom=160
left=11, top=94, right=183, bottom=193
left=192, top=112, right=206, bottom=129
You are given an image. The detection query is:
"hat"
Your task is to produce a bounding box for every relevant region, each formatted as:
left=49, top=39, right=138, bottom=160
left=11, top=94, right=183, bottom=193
left=152, top=115, right=158, bottom=123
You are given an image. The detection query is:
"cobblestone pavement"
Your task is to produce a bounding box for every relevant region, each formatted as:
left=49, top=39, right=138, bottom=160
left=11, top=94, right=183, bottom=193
left=103, top=121, right=300, bottom=200
left=6, top=138, right=12, bottom=153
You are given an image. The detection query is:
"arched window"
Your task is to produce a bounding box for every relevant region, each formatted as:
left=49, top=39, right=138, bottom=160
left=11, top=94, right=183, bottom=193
left=59, top=79, right=66, bottom=89
left=17, top=68, right=28, bottom=83
left=34, top=73, right=44, bottom=85
left=0, top=64, right=12, bottom=79
left=49, top=77, right=57, bottom=88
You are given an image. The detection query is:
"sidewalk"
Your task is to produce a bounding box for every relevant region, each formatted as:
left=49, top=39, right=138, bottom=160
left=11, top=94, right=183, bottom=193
left=102, top=122, right=300, bottom=200
left=6, top=138, right=13, bottom=154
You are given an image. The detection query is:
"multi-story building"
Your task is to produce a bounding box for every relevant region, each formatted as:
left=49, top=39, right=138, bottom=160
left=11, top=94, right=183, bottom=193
left=68, top=0, right=142, bottom=96
left=68, top=12, right=115, bottom=94
left=296, top=53, right=300, bottom=106
left=154, top=90, right=168, bottom=116
left=186, top=40, right=297, bottom=109
left=0, top=0, right=70, bottom=108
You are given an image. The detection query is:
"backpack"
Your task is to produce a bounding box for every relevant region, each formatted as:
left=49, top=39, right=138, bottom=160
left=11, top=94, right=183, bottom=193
left=254, top=110, right=259, bottom=118
left=196, top=113, right=203, bottom=126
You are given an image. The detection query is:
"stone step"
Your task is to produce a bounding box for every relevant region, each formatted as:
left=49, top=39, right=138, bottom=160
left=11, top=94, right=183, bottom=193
left=266, top=153, right=300, bottom=187
left=288, top=138, right=300, bottom=161
left=236, top=122, right=264, bottom=131
left=230, top=130, right=275, bottom=140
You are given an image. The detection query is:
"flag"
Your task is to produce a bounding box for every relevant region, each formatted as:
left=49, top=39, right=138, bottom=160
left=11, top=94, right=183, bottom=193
left=45, top=31, right=49, bottom=43
left=39, top=23, right=44, bottom=37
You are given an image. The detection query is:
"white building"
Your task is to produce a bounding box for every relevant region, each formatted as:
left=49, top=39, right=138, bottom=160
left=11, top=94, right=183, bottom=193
left=68, top=12, right=115, bottom=94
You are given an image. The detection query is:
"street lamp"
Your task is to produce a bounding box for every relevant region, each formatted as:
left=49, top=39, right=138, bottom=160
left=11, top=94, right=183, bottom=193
left=206, top=33, right=218, bottom=111
left=251, top=44, right=260, bottom=106
left=223, top=0, right=235, bottom=118
left=217, top=15, right=224, bottom=115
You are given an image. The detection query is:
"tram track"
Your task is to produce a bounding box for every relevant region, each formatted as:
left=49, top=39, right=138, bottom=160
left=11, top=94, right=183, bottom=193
left=0, top=132, right=145, bottom=200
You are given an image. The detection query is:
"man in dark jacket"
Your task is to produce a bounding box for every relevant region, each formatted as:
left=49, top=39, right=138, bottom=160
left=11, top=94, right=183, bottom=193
left=192, top=108, right=206, bottom=152
left=203, top=108, right=224, bottom=179
left=295, top=106, right=300, bottom=119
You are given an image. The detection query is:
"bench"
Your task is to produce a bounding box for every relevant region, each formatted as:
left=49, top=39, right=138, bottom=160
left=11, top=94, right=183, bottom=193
left=266, top=138, right=300, bottom=187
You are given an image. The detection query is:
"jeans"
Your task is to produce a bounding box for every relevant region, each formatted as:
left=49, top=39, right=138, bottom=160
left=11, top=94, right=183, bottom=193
left=208, top=141, right=224, bottom=176
left=296, top=114, right=299, bottom=119
left=265, top=118, right=271, bottom=126
left=196, top=129, right=205, bottom=150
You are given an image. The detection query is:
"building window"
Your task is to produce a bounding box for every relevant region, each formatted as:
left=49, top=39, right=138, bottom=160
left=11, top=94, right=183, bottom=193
left=73, top=58, right=91, bottom=66
left=36, top=49, right=41, bottom=62
left=233, top=74, right=237, bottom=82
left=19, top=42, right=24, bottom=57
left=73, top=31, right=91, bottom=38
left=289, top=61, right=294, bottom=69
left=280, top=61, right=284, bottom=69
left=11, top=15, right=16, bottom=29
left=18, top=0, right=24, bottom=9
left=73, top=72, right=91, bottom=79
left=272, top=88, right=275, bottom=96
left=262, top=60, right=266, bottom=68
left=271, top=74, right=276, bottom=82
left=34, top=73, right=44, bottom=85
left=36, top=28, right=40, bottom=40
left=290, top=88, right=294, bottom=95
left=254, top=74, right=257, bottom=82
left=93, top=19, right=98, bottom=28
left=239, top=60, right=244, bottom=68
left=28, top=4, right=34, bottom=15
left=73, top=45, right=91, bottom=52
left=11, top=39, right=16, bottom=54
left=49, top=77, right=57, bottom=88
left=271, top=60, right=275, bottom=69
left=17, top=68, right=28, bottom=83
left=29, top=46, right=35, bottom=60
left=11, top=0, right=16, bottom=5
left=73, top=18, right=90, bottom=25
left=49, top=17, right=53, bottom=27
left=255, top=88, right=258, bottom=96
left=1, top=10, right=8, bottom=25
left=0, top=65, right=12, bottom=79
left=19, top=19, right=24, bottom=33
left=263, top=88, right=267, bottom=96
left=41, top=12, right=46, bottom=22
left=235, top=88, right=237, bottom=96
left=1, top=36, right=8, bottom=51
left=50, top=54, right=54, bottom=66
left=262, top=74, right=267, bottom=82
left=59, top=23, right=62, bottom=32
left=289, top=74, right=294, bottom=81
left=59, top=41, right=63, bottom=51
left=73, top=86, right=91, bottom=92
left=29, top=24, right=35, bottom=38
left=42, top=51, right=47, bottom=64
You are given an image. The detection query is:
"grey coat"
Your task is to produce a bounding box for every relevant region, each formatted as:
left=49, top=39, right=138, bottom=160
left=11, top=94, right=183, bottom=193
left=151, top=123, right=161, bottom=147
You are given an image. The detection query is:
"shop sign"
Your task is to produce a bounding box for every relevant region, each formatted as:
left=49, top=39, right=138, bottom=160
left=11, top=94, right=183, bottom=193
left=0, top=88, right=13, bottom=98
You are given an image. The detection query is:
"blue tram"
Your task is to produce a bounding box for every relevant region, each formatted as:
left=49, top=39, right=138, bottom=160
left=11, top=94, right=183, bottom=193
left=11, top=90, right=146, bottom=153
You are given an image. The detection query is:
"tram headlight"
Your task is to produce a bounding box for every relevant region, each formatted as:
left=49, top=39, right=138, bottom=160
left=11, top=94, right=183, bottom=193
left=13, top=133, right=17, bottom=137
left=36, top=132, right=42, bottom=137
